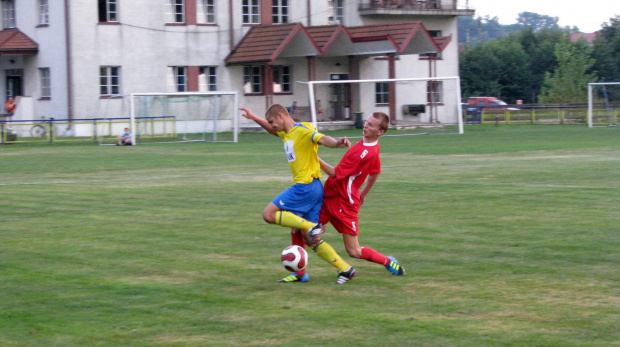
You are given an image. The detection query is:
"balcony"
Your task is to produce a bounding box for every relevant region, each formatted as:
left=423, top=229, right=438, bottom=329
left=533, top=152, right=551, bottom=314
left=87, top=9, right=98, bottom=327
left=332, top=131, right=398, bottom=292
left=358, top=0, right=475, bottom=16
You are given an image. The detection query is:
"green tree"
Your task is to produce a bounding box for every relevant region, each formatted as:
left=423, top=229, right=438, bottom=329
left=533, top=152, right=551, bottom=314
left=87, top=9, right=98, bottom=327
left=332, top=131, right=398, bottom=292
left=514, top=28, right=566, bottom=102
left=517, top=12, right=560, bottom=31
left=591, top=15, right=620, bottom=83
left=538, top=39, right=597, bottom=103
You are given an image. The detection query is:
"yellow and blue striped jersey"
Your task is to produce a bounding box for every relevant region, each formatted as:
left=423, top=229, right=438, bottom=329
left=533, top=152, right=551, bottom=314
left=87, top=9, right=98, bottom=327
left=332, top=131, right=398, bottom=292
left=277, top=122, right=325, bottom=184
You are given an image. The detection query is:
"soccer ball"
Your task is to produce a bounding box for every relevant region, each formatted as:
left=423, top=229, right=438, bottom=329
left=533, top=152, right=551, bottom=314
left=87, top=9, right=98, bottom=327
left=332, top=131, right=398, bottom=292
left=281, top=245, right=308, bottom=272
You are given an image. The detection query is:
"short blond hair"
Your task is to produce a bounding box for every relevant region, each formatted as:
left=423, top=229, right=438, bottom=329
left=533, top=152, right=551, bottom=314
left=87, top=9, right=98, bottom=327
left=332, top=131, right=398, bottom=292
left=265, top=104, right=289, bottom=119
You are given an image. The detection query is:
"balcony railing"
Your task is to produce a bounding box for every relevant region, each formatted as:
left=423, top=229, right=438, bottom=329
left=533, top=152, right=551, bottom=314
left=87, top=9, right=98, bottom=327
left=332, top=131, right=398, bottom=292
left=358, top=0, right=475, bottom=15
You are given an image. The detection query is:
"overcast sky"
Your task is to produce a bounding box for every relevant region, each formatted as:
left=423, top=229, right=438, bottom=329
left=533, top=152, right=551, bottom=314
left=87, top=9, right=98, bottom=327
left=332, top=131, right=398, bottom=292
left=465, top=0, right=618, bottom=32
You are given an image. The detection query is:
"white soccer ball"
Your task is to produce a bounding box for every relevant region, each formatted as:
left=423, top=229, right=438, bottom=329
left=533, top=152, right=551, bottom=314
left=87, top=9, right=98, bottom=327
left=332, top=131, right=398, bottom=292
left=281, top=245, right=308, bottom=272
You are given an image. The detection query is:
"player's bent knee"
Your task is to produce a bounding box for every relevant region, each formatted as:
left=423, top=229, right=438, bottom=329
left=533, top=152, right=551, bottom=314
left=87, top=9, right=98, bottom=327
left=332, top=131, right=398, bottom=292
left=262, top=212, right=275, bottom=224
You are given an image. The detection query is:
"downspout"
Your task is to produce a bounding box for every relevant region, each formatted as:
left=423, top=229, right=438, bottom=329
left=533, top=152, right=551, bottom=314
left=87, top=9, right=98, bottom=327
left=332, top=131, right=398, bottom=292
left=64, top=0, right=73, bottom=129
left=388, top=53, right=396, bottom=124
left=229, top=0, right=234, bottom=51
left=307, top=0, right=311, bottom=26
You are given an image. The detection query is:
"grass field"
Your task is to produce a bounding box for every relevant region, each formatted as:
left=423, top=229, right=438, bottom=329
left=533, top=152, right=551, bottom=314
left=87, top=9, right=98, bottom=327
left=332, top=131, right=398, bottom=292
left=1, top=125, right=618, bottom=346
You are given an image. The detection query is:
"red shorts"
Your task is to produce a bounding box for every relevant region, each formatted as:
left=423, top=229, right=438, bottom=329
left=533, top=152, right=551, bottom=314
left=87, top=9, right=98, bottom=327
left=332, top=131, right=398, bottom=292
left=319, top=196, right=360, bottom=236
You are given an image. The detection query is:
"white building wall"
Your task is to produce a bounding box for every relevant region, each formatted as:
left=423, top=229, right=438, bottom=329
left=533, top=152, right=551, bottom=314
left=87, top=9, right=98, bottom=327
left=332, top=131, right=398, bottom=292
left=4, top=1, right=464, bottom=130
left=2, top=0, right=68, bottom=122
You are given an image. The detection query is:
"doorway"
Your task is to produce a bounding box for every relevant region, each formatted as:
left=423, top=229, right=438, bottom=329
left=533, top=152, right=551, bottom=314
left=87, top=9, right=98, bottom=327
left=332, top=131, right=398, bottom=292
left=329, top=74, right=350, bottom=120
left=6, top=69, right=23, bottom=100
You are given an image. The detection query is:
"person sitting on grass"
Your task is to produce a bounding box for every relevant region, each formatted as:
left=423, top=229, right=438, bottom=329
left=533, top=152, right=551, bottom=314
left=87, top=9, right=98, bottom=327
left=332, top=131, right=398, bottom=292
left=117, top=127, right=132, bottom=146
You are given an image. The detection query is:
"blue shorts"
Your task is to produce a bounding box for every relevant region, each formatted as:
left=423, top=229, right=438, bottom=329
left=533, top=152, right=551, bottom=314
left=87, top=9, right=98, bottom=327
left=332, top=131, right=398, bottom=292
left=272, top=179, right=323, bottom=223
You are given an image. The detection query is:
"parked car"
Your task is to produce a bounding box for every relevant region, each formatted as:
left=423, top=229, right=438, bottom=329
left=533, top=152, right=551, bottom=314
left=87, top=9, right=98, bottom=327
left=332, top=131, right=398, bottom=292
left=467, top=97, right=518, bottom=110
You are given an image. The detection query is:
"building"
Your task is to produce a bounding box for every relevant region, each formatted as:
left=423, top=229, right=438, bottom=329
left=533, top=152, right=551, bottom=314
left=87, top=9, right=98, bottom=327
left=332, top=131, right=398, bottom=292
left=0, top=0, right=474, bottom=137
left=570, top=33, right=597, bottom=46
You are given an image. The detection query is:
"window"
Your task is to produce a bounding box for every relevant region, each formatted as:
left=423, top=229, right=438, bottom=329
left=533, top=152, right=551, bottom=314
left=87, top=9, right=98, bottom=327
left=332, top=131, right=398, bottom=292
left=330, top=0, right=344, bottom=24
left=98, top=0, right=118, bottom=22
left=243, top=65, right=262, bottom=94
left=427, top=80, right=443, bottom=104
left=1, top=0, right=15, bottom=28
left=165, top=0, right=185, bottom=23
left=375, top=82, right=389, bottom=104
left=272, top=0, right=288, bottom=24
left=39, top=68, right=51, bottom=98
left=242, top=0, right=260, bottom=24
left=199, top=66, right=217, bottom=91
left=100, top=66, right=121, bottom=96
left=197, top=0, right=215, bottom=24
left=272, top=65, right=291, bottom=93
left=39, top=0, right=49, bottom=25
left=168, top=66, right=187, bottom=92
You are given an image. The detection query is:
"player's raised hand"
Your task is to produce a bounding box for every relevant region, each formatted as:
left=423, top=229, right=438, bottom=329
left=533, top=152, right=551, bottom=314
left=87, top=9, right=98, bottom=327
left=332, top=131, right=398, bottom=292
left=337, top=136, right=351, bottom=148
left=239, top=107, right=256, bottom=120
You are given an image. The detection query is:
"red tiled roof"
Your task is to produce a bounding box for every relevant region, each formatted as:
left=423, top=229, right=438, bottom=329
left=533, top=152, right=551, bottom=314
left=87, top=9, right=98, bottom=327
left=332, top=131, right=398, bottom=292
left=570, top=33, right=597, bottom=43
left=225, top=21, right=443, bottom=65
left=306, top=25, right=349, bottom=53
left=0, top=29, right=38, bottom=54
left=225, top=23, right=319, bottom=65
left=433, top=35, right=452, bottom=52
left=347, top=22, right=421, bottom=50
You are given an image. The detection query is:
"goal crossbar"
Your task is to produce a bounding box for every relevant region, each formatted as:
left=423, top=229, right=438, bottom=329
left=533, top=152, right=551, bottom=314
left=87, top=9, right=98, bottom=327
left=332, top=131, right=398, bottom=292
left=299, top=76, right=463, bottom=134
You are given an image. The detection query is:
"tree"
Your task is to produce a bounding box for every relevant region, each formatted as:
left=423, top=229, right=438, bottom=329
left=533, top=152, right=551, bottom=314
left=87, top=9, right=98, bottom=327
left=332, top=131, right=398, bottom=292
left=538, top=39, right=597, bottom=103
left=591, top=16, right=620, bottom=83
left=517, top=12, right=560, bottom=31
left=514, top=28, right=566, bottom=102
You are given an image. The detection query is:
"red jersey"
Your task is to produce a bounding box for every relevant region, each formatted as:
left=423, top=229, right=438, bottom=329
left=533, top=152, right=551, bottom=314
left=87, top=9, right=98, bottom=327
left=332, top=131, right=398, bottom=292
left=323, top=140, right=381, bottom=207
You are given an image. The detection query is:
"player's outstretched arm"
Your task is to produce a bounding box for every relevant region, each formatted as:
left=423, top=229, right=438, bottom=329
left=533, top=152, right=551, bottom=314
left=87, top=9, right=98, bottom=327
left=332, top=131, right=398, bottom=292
left=318, top=135, right=350, bottom=148
left=239, top=107, right=277, bottom=136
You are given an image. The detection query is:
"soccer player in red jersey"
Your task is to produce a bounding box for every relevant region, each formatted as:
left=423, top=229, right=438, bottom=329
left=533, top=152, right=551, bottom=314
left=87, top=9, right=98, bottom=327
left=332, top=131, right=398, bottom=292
left=318, top=111, right=405, bottom=282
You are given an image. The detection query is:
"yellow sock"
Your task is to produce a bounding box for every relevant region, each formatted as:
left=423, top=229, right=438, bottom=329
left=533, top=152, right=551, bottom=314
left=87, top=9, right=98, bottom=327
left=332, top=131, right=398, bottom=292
left=275, top=211, right=315, bottom=230
left=313, top=240, right=351, bottom=272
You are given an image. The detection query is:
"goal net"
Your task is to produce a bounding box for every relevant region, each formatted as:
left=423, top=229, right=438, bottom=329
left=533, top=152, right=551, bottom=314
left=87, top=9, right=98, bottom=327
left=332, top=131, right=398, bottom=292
left=588, top=82, right=620, bottom=127
left=300, top=76, right=463, bottom=135
left=127, top=92, right=239, bottom=144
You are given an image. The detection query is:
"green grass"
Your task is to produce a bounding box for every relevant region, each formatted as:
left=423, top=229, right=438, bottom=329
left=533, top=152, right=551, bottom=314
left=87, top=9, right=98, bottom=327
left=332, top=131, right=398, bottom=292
left=1, top=125, right=618, bottom=346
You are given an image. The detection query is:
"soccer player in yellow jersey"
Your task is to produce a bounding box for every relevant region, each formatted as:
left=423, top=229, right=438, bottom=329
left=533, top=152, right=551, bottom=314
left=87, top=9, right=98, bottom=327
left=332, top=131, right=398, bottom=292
left=240, top=104, right=358, bottom=284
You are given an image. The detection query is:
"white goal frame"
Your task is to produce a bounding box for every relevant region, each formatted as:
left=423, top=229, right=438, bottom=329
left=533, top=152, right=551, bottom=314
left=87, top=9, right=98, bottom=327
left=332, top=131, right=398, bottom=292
left=129, top=91, right=239, bottom=145
left=300, top=76, right=463, bottom=134
left=588, top=82, right=620, bottom=128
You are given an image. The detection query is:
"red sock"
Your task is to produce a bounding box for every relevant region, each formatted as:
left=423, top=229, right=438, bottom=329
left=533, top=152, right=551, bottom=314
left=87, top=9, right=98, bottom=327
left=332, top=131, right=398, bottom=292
left=291, top=230, right=306, bottom=276
left=360, top=246, right=389, bottom=266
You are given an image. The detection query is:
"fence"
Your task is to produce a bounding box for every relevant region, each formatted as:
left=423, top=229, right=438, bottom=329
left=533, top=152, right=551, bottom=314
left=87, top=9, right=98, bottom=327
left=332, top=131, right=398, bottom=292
left=464, top=105, right=619, bottom=125
left=0, top=116, right=174, bottom=145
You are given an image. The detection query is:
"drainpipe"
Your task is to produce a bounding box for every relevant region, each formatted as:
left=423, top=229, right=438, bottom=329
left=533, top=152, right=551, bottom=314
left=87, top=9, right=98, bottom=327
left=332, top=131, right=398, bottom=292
left=64, top=0, right=73, bottom=129
left=229, top=0, right=234, bottom=51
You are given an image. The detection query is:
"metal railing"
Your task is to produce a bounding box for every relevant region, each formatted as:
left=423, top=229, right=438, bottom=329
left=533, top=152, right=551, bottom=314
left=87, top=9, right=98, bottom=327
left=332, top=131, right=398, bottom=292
left=358, top=0, right=471, bottom=11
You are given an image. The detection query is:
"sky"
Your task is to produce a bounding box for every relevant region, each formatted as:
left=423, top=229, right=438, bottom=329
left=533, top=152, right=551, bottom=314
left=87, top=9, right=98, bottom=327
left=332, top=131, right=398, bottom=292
left=466, top=0, right=618, bottom=32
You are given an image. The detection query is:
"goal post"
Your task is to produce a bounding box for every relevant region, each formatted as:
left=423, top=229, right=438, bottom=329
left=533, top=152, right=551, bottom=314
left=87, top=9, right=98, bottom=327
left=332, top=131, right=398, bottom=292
left=588, top=82, right=620, bottom=128
left=129, top=91, right=239, bottom=144
left=300, top=76, right=463, bottom=135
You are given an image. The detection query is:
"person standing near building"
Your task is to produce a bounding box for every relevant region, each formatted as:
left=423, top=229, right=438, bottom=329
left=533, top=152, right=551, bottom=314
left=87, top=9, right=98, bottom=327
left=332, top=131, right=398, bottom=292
left=4, top=96, right=16, bottom=122
left=239, top=104, right=357, bottom=284
left=315, top=99, right=325, bottom=121
left=317, top=111, right=405, bottom=280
